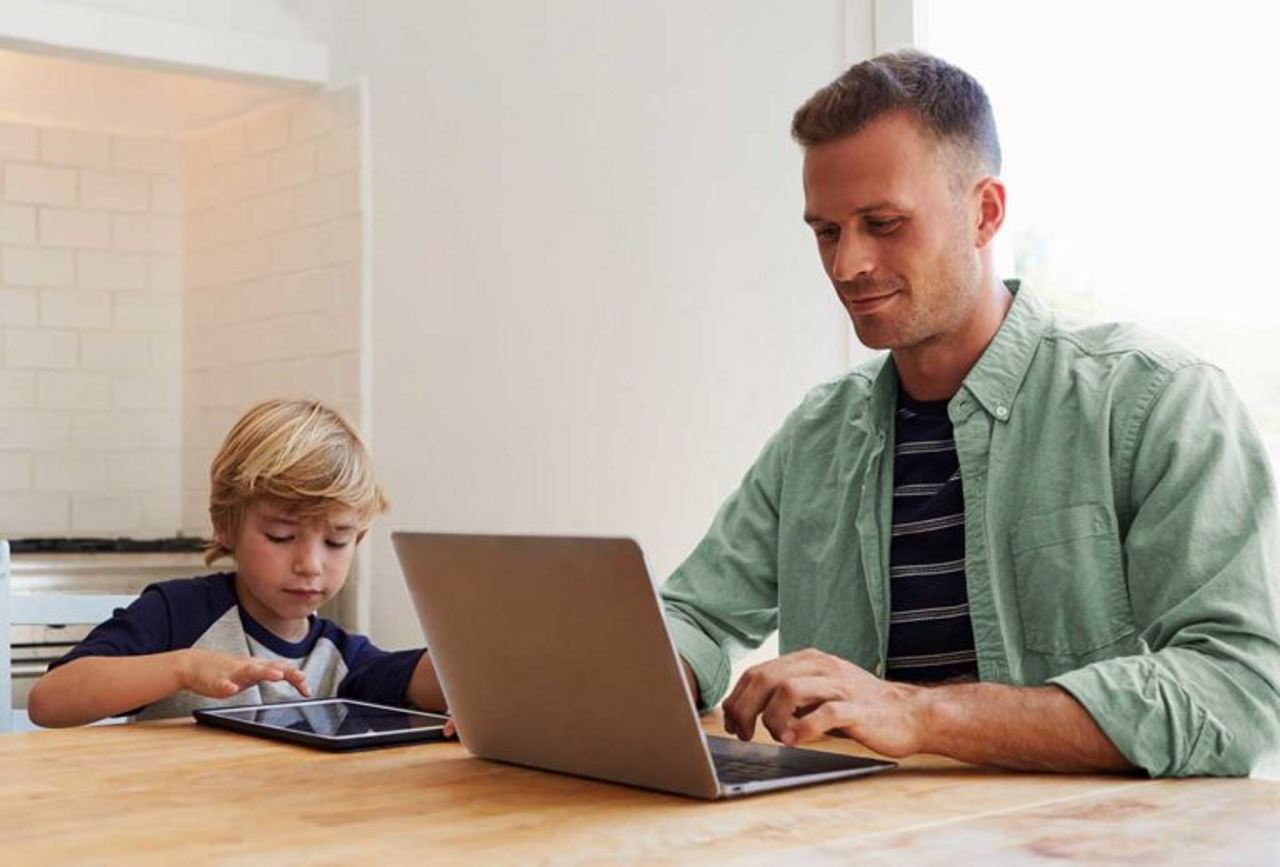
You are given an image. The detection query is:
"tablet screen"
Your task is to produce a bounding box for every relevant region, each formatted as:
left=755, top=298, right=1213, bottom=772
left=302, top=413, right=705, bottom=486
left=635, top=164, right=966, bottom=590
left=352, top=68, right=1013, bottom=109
left=211, top=699, right=448, bottom=738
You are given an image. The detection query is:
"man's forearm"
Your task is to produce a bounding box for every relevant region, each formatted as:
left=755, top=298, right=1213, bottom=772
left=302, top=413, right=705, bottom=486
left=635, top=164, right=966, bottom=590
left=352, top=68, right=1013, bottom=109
left=915, top=682, right=1134, bottom=772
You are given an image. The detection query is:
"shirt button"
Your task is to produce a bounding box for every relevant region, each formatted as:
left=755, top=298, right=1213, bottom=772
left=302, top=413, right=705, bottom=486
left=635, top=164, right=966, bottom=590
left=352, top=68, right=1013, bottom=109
left=995, top=405, right=1009, bottom=419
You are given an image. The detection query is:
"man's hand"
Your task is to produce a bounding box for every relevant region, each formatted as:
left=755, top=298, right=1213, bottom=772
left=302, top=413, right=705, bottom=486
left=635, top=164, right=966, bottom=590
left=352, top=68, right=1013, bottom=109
left=178, top=649, right=311, bottom=699
left=722, top=648, right=924, bottom=757
left=721, top=647, right=1134, bottom=772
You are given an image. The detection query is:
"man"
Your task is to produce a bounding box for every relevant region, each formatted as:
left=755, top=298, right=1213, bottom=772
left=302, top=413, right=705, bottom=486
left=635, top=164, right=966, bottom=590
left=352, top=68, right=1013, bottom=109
left=661, top=50, right=1280, bottom=777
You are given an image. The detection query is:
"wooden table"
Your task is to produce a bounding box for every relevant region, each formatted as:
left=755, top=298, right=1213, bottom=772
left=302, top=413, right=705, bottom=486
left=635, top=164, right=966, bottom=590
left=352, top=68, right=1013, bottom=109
left=2, top=718, right=1276, bottom=865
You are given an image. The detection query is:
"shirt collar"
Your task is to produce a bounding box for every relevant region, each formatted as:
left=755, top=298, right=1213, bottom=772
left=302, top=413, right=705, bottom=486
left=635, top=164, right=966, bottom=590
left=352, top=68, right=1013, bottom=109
left=856, top=279, right=1050, bottom=431
left=960, top=279, right=1051, bottom=423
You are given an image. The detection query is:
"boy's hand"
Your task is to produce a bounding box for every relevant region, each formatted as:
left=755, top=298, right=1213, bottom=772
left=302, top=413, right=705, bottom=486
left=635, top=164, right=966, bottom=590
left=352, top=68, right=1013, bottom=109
left=178, top=649, right=311, bottom=699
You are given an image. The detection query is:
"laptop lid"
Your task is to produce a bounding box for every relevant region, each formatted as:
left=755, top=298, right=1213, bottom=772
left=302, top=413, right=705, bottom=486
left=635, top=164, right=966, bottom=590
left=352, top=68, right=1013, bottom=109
left=393, top=533, right=722, bottom=799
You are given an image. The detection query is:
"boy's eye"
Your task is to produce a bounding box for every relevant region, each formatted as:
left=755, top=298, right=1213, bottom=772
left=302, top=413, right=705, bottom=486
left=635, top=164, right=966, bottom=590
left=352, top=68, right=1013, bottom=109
left=265, top=533, right=294, bottom=544
left=325, top=538, right=353, bottom=549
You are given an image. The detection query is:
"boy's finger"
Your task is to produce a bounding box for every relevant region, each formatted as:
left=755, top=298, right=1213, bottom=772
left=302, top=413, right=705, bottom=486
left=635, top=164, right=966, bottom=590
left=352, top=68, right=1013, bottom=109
left=285, top=668, right=311, bottom=697
left=238, top=662, right=283, bottom=685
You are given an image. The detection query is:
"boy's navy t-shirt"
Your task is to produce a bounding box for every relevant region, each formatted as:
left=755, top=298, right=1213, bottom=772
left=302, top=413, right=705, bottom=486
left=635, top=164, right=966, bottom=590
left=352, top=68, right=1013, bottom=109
left=48, top=573, right=425, bottom=721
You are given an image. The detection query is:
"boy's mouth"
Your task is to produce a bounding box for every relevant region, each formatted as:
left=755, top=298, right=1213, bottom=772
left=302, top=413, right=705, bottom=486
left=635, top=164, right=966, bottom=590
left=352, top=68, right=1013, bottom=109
left=283, top=588, right=325, bottom=599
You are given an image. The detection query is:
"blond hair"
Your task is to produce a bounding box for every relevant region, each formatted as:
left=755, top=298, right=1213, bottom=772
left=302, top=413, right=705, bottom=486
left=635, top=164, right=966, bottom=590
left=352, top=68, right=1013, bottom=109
left=205, top=399, right=388, bottom=565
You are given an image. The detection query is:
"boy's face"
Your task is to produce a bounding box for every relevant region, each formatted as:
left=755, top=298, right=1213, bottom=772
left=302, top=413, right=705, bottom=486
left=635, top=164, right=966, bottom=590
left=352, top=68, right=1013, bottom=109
left=220, top=498, right=360, bottom=639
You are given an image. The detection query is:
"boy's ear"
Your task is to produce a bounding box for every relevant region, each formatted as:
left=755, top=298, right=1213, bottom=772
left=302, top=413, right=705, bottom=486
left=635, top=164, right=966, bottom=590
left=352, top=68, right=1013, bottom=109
left=355, top=529, right=368, bottom=544
left=212, top=525, right=233, bottom=552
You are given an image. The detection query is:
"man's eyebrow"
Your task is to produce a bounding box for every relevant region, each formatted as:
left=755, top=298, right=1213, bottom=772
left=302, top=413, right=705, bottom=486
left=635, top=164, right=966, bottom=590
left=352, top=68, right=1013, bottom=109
left=804, top=201, right=904, bottom=224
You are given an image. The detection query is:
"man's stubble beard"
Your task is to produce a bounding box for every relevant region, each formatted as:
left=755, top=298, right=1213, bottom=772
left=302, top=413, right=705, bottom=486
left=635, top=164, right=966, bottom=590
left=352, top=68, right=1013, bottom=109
left=848, top=246, right=980, bottom=353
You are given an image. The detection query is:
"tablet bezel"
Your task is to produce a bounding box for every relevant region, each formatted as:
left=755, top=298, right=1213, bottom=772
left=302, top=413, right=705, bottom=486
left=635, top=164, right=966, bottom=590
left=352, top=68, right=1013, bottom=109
left=193, top=698, right=451, bottom=751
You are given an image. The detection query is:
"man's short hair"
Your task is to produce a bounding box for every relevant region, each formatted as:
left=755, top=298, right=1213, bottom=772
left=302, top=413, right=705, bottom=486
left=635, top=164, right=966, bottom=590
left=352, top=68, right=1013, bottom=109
left=792, top=49, right=1001, bottom=177
left=205, top=398, right=388, bottom=564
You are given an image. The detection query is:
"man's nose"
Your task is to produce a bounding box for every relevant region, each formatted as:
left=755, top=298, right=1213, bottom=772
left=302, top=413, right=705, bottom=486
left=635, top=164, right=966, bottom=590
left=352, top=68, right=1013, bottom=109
left=830, top=233, right=874, bottom=283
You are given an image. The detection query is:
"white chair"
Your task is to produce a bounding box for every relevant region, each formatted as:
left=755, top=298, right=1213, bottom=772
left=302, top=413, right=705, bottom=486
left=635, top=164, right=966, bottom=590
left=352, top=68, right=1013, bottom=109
left=1, top=540, right=137, bottom=732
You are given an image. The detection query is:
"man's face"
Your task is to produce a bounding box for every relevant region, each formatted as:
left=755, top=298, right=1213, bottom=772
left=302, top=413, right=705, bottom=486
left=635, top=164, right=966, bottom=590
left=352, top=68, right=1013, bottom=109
left=802, top=111, right=985, bottom=351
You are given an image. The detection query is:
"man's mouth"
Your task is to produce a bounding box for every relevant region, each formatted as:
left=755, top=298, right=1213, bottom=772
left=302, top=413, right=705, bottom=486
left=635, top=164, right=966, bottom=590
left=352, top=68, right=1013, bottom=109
left=841, top=291, right=899, bottom=315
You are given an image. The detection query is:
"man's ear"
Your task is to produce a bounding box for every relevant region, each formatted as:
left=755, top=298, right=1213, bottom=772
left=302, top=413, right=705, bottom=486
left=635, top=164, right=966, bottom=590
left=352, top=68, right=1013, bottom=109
left=974, top=176, right=1006, bottom=249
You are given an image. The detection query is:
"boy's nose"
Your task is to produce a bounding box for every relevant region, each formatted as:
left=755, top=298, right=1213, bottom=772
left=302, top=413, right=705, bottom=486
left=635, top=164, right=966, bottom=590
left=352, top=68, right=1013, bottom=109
left=293, top=545, right=323, bottom=576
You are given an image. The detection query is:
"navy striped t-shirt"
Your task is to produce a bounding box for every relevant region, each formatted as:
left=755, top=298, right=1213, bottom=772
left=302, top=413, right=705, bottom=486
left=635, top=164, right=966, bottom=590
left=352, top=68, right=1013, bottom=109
left=885, top=390, right=979, bottom=683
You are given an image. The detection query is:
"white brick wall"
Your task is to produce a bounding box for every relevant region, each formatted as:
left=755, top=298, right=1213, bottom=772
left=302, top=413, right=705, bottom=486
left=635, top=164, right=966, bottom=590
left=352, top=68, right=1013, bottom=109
left=0, top=125, right=38, bottom=162
left=0, top=205, right=37, bottom=244
left=79, top=250, right=149, bottom=290
left=4, top=164, right=77, bottom=206
left=35, top=451, right=107, bottom=491
left=0, top=370, right=36, bottom=408
left=41, top=288, right=113, bottom=330
left=39, top=209, right=112, bottom=249
left=0, top=452, right=31, bottom=490
left=72, top=494, right=143, bottom=535
left=182, top=86, right=365, bottom=535
left=37, top=371, right=111, bottom=411
left=80, top=170, right=151, bottom=213
left=0, top=89, right=364, bottom=541
left=0, top=288, right=37, bottom=326
left=1, top=121, right=184, bottom=539
left=41, top=129, right=113, bottom=169
left=5, top=329, right=78, bottom=369
left=3, top=246, right=75, bottom=287
left=0, top=493, right=69, bottom=535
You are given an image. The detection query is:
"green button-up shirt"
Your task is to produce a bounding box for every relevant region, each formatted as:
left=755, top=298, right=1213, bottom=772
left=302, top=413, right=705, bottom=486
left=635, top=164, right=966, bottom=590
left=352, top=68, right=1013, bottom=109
left=661, top=285, right=1280, bottom=777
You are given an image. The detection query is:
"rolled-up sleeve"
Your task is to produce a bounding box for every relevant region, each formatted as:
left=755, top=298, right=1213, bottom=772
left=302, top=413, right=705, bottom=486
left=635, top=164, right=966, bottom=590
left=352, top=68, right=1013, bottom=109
left=1051, top=364, right=1280, bottom=776
left=660, top=425, right=789, bottom=711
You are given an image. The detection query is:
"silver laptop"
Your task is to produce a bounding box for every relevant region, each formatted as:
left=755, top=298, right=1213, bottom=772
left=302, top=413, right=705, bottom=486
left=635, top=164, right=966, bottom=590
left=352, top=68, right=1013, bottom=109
left=393, top=532, right=895, bottom=799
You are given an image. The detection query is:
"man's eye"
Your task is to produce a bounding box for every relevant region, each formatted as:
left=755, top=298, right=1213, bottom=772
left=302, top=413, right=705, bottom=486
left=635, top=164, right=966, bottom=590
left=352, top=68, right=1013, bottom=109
left=867, top=218, right=903, bottom=235
left=814, top=225, right=839, bottom=242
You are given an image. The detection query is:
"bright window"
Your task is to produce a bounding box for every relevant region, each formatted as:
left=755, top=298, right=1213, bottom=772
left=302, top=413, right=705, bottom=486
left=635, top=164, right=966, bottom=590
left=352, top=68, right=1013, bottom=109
left=922, top=1, right=1280, bottom=467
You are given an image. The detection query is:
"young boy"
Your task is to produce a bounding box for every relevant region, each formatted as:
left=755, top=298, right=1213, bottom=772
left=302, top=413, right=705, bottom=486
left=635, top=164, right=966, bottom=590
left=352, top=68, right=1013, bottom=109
left=27, top=398, right=447, bottom=727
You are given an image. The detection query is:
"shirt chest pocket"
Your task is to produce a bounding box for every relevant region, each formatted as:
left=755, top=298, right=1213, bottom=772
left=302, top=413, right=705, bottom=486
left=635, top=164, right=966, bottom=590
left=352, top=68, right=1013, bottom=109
left=1010, top=503, right=1135, bottom=655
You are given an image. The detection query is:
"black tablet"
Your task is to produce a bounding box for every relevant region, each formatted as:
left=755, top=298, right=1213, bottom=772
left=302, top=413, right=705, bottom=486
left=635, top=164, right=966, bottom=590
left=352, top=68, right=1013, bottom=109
left=193, top=698, right=451, bottom=751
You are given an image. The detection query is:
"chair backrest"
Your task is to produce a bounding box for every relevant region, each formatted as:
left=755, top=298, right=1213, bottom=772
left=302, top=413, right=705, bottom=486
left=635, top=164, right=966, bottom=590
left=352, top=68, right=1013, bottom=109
left=1, top=540, right=136, bottom=732
left=1, top=540, right=10, bottom=732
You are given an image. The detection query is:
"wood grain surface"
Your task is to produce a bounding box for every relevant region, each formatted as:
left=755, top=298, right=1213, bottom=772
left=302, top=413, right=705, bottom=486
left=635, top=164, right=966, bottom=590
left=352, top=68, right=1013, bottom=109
left=1, top=717, right=1274, bottom=865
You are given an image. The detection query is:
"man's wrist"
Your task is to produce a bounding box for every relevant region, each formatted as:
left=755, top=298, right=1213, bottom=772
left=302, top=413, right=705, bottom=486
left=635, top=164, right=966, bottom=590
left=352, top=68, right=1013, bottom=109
left=907, top=683, right=950, bottom=756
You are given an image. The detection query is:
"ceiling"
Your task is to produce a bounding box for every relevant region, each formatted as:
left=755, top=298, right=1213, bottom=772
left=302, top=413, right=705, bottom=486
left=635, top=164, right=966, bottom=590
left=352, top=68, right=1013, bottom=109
left=0, top=46, right=304, bottom=136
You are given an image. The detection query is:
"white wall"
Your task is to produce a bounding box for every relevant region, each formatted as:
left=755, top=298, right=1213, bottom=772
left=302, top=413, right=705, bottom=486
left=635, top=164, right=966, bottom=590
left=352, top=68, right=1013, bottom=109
left=181, top=87, right=364, bottom=538
left=298, top=0, right=856, bottom=648
left=0, top=121, right=183, bottom=537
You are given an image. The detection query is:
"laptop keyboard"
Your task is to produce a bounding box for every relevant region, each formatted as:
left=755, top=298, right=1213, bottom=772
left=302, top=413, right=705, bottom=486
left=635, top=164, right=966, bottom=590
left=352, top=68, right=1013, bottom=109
left=713, top=756, right=809, bottom=784
left=708, top=735, right=860, bottom=785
